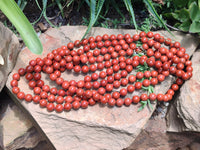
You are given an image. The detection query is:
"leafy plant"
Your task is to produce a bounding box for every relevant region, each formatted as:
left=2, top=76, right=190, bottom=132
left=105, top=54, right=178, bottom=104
left=81, top=0, right=105, bottom=40
left=80, top=0, right=171, bottom=40
left=134, top=53, right=155, bottom=112
left=163, top=0, right=200, bottom=34
left=82, top=16, right=125, bottom=29
left=0, top=0, right=43, bottom=54
left=12, top=0, right=172, bottom=41
left=143, top=0, right=172, bottom=34
left=17, top=0, right=28, bottom=11
left=136, top=62, right=150, bottom=72
left=18, top=0, right=68, bottom=26
left=34, top=0, right=56, bottom=27
left=139, top=15, right=164, bottom=33
left=123, top=0, right=138, bottom=30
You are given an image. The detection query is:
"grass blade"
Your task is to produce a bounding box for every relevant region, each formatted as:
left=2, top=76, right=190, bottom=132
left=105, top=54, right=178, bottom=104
left=55, top=0, right=64, bottom=17
left=35, top=0, right=42, bottom=10
left=147, top=99, right=153, bottom=111
left=33, top=0, right=57, bottom=27
left=95, top=0, right=105, bottom=21
left=111, top=0, right=125, bottom=20
left=123, top=0, right=138, bottom=30
left=81, top=0, right=105, bottom=40
left=0, top=0, right=43, bottom=54
left=85, top=0, right=90, bottom=7
left=104, top=0, right=110, bottom=16
left=42, top=0, right=56, bottom=27
left=143, top=0, right=173, bottom=35
left=81, top=0, right=96, bottom=40
left=32, top=0, right=43, bottom=24
left=138, top=101, right=147, bottom=112
left=77, top=0, right=85, bottom=11
left=17, top=0, right=27, bottom=11
left=67, top=0, right=74, bottom=7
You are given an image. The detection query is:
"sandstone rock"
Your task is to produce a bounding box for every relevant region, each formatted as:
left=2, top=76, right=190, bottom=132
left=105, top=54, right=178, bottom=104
left=126, top=113, right=200, bottom=150
left=1, top=105, right=33, bottom=147
left=189, top=142, right=200, bottom=150
left=1, top=104, right=45, bottom=150
left=0, top=22, right=20, bottom=92
left=0, top=125, right=3, bottom=150
left=6, top=26, right=199, bottom=150
left=5, top=127, right=44, bottom=150
left=0, top=90, right=45, bottom=150
left=167, top=49, right=200, bottom=132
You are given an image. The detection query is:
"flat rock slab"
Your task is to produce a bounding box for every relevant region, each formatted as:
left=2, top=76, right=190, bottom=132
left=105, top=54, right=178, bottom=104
left=0, top=91, right=47, bottom=150
left=0, top=22, right=19, bottom=92
left=6, top=26, right=199, bottom=150
left=127, top=116, right=200, bottom=150
left=167, top=49, right=200, bottom=132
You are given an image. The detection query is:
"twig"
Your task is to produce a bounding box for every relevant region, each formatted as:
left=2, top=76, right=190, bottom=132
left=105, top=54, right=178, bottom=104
left=166, top=23, right=180, bottom=31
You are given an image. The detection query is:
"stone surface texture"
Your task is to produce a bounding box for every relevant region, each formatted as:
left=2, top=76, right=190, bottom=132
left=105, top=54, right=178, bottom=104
left=167, top=49, right=200, bottom=132
left=0, top=22, right=20, bottom=92
left=1, top=105, right=46, bottom=150
left=0, top=102, right=45, bottom=149
left=6, top=26, right=199, bottom=150
left=1, top=105, right=33, bottom=147
left=0, top=90, right=54, bottom=150
left=126, top=112, right=200, bottom=150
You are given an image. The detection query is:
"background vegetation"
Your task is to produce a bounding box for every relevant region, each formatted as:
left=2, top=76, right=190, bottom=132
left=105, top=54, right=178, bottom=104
left=0, top=0, right=200, bottom=53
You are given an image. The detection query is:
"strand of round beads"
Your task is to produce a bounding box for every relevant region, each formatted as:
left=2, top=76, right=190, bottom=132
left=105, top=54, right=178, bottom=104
left=10, top=31, right=193, bottom=112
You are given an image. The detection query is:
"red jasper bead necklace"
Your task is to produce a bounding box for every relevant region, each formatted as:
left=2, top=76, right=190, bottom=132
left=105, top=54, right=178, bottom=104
left=10, top=31, right=193, bottom=113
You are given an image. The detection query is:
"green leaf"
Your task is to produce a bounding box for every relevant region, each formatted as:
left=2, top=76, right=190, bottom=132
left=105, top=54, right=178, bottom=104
left=147, top=99, right=153, bottom=111
left=171, top=11, right=179, bottom=20
left=138, top=106, right=145, bottom=112
left=77, top=0, right=85, bottom=11
left=144, top=62, right=148, bottom=68
left=104, top=0, right=110, bottom=16
left=55, top=0, right=64, bottom=17
left=140, top=101, right=147, bottom=104
left=0, top=0, right=43, bottom=54
left=149, top=86, right=154, bottom=93
left=85, top=0, right=90, bottom=6
left=123, top=0, right=138, bottom=30
left=35, top=0, right=42, bottom=10
left=136, top=41, right=143, bottom=47
left=179, top=20, right=192, bottom=32
left=81, top=0, right=96, bottom=40
left=42, top=0, right=56, bottom=28
left=173, top=0, right=188, bottom=8
left=143, top=0, right=172, bottom=35
left=189, top=1, right=200, bottom=21
left=81, top=0, right=105, bottom=40
left=188, top=0, right=197, bottom=8
left=189, top=21, right=200, bottom=33
left=142, top=86, right=149, bottom=90
left=32, top=0, right=43, bottom=24
left=17, top=0, right=28, bottom=11
left=163, top=12, right=174, bottom=19
left=172, top=9, right=190, bottom=23
left=138, top=101, right=147, bottom=112
left=198, top=0, right=200, bottom=9
left=174, top=22, right=181, bottom=28
left=136, top=62, right=150, bottom=73
left=136, top=78, right=145, bottom=82
left=67, top=0, right=75, bottom=7
left=96, top=0, right=105, bottom=19
left=111, top=0, right=125, bottom=20
left=134, top=52, right=144, bottom=57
